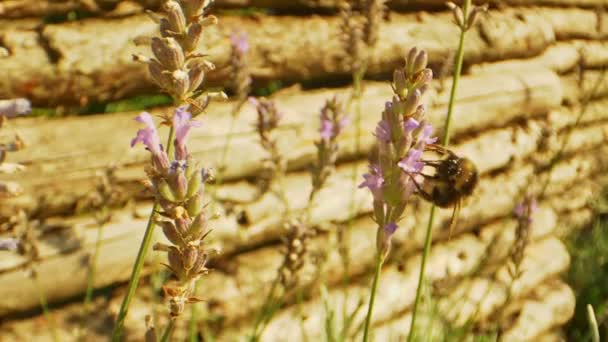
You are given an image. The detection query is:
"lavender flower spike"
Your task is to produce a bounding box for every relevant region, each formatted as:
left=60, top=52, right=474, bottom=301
left=230, top=31, right=249, bottom=55
left=131, top=112, right=170, bottom=171
left=173, top=106, right=201, bottom=161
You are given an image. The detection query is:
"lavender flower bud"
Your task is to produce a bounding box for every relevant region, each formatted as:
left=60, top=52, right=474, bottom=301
left=163, top=0, right=187, bottom=35
left=467, top=5, right=488, bottom=30
left=407, top=47, right=419, bottom=72
left=159, top=18, right=172, bottom=38
left=160, top=220, right=184, bottom=246
left=151, top=37, right=185, bottom=71
left=452, top=6, right=465, bottom=29
left=175, top=218, right=190, bottom=236
left=187, top=60, right=206, bottom=94
left=172, top=168, right=188, bottom=200
left=183, top=22, right=203, bottom=53
left=182, top=246, right=198, bottom=271
left=168, top=248, right=185, bottom=279
left=147, top=60, right=172, bottom=91
left=186, top=192, right=204, bottom=218
left=182, top=0, right=207, bottom=20
left=403, top=89, right=421, bottom=116
left=157, top=178, right=177, bottom=202
left=393, top=69, right=407, bottom=99
left=190, top=251, right=208, bottom=275
left=188, top=212, right=208, bottom=240
left=413, top=50, right=428, bottom=74
left=186, top=171, right=203, bottom=199
left=171, top=69, right=190, bottom=99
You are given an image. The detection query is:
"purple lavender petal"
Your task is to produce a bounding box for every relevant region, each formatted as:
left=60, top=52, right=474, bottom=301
left=230, top=32, right=249, bottom=55
left=398, top=149, right=424, bottom=173
left=173, top=106, right=201, bottom=160
left=320, top=119, right=334, bottom=141
left=375, top=120, right=391, bottom=142
left=384, top=222, right=398, bottom=237
left=131, top=112, right=161, bottom=154
left=358, top=164, right=384, bottom=201
left=404, top=118, right=420, bottom=133
left=419, top=123, right=437, bottom=145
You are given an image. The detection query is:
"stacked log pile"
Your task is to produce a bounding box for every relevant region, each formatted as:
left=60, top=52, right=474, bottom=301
left=1, top=1, right=608, bottom=341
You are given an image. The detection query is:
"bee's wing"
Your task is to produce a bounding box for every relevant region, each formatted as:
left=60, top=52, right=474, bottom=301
left=447, top=201, right=461, bottom=240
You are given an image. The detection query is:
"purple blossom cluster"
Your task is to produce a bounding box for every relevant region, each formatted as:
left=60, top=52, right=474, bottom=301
left=131, top=107, right=214, bottom=318
left=312, top=97, right=349, bottom=194
left=230, top=31, right=252, bottom=101
left=359, top=47, right=436, bottom=258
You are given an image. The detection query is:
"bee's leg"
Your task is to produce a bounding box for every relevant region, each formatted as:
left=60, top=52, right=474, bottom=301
left=425, top=144, right=449, bottom=155
left=404, top=171, right=434, bottom=201
left=447, top=201, right=461, bottom=240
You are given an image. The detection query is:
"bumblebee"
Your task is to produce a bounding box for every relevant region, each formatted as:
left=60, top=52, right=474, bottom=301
left=410, top=144, right=478, bottom=237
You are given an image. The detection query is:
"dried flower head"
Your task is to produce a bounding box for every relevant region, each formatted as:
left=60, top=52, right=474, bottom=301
left=133, top=0, right=219, bottom=110
left=509, top=195, right=537, bottom=277
left=359, top=47, right=436, bottom=258
left=279, top=219, right=315, bottom=290
left=311, top=97, right=349, bottom=196
left=446, top=1, right=488, bottom=32
left=250, top=97, right=285, bottom=195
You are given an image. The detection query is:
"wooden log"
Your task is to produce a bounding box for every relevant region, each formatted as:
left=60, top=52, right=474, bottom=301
left=0, top=145, right=602, bottom=318
left=0, top=7, right=566, bottom=105
left=229, top=235, right=570, bottom=341
left=500, top=279, right=575, bottom=341
left=1, top=0, right=605, bottom=19
left=1, top=69, right=562, bottom=218
left=97, top=204, right=580, bottom=340
left=359, top=278, right=574, bottom=341
left=0, top=112, right=604, bottom=274
left=470, top=40, right=608, bottom=75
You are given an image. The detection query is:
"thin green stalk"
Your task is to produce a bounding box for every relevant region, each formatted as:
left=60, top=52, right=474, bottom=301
left=161, top=319, right=175, bottom=342
left=250, top=275, right=281, bottom=341
left=84, top=211, right=106, bottom=310
left=33, top=273, right=59, bottom=342
left=408, top=1, right=470, bottom=339
left=587, top=304, right=600, bottom=342
left=216, top=101, right=246, bottom=188
left=538, top=66, right=607, bottom=200
left=362, top=253, right=383, bottom=342
left=112, top=127, right=175, bottom=342
left=189, top=301, right=199, bottom=342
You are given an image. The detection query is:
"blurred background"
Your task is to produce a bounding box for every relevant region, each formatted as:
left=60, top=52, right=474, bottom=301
left=1, top=0, right=608, bottom=341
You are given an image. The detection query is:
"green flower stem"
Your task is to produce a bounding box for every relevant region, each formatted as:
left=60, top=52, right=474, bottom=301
left=112, top=126, right=175, bottom=342
left=538, top=66, right=606, bottom=200
left=84, top=210, right=106, bottom=310
left=362, top=252, right=383, bottom=342
left=33, top=273, right=59, bottom=342
left=408, top=1, right=470, bottom=340
left=250, top=275, right=281, bottom=341
left=161, top=319, right=176, bottom=342
left=587, top=304, right=600, bottom=342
